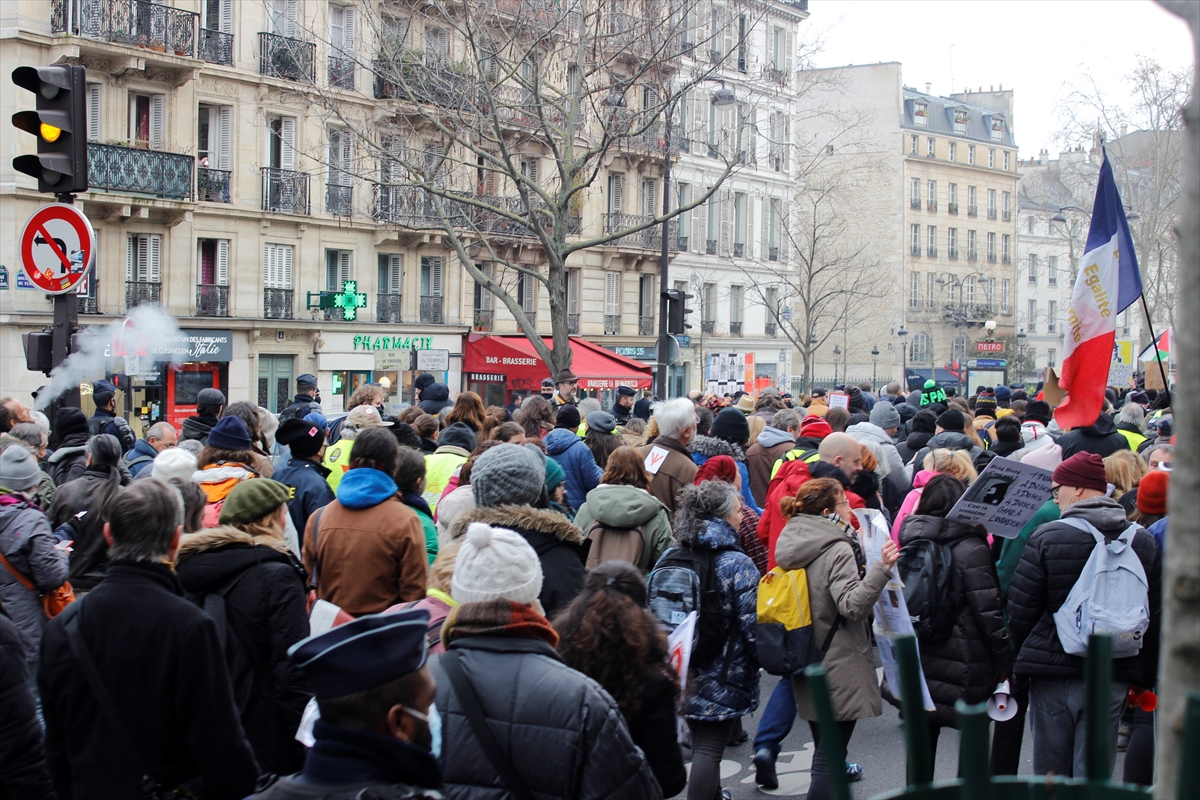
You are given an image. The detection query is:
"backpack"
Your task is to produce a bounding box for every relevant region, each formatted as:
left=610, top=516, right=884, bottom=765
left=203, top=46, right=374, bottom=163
left=896, top=538, right=958, bottom=644
left=585, top=521, right=647, bottom=572
left=756, top=565, right=843, bottom=676
left=647, top=544, right=736, bottom=670
left=769, top=448, right=820, bottom=481
left=122, top=451, right=154, bottom=473
left=279, top=400, right=319, bottom=423
left=87, top=414, right=137, bottom=452
left=194, top=570, right=256, bottom=712
left=1053, top=517, right=1150, bottom=658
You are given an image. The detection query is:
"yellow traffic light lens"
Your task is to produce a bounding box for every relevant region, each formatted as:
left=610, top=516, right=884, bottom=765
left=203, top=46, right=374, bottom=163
left=40, top=123, right=62, bottom=142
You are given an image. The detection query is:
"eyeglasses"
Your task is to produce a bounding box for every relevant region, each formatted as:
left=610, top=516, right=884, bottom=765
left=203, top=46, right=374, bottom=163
left=1051, top=485, right=1065, bottom=499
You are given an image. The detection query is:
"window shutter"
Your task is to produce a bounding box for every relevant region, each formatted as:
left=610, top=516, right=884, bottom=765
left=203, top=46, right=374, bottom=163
left=780, top=201, right=790, bottom=261
left=280, top=117, right=296, bottom=170
left=150, top=95, right=164, bottom=150
left=605, top=271, right=621, bottom=315
left=693, top=89, right=706, bottom=146
left=87, top=84, right=101, bottom=141
left=217, top=239, right=229, bottom=285
left=217, top=106, right=232, bottom=170
left=281, top=245, right=293, bottom=288
left=785, top=29, right=794, bottom=74
left=479, top=262, right=494, bottom=310
left=521, top=276, right=536, bottom=314
left=427, top=257, right=444, bottom=296
left=566, top=269, right=578, bottom=314
left=691, top=191, right=705, bottom=253
left=745, top=197, right=754, bottom=258
left=721, top=106, right=734, bottom=158
left=343, top=6, right=356, bottom=53
left=643, top=178, right=657, bottom=217
left=609, top=173, right=623, bottom=214
left=339, top=250, right=351, bottom=285
left=148, top=235, right=161, bottom=282
left=761, top=197, right=769, bottom=253
left=263, top=244, right=275, bottom=288
left=719, top=189, right=731, bottom=255
left=219, top=0, right=233, bottom=33
left=330, top=6, right=343, bottom=51
left=285, top=0, right=298, bottom=38
left=126, top=235, right=135, bottom=281
left=721, top=6, right=733, bottom=66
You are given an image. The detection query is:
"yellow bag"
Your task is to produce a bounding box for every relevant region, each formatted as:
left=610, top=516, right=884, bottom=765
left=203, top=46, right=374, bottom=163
left=756, top=565, right=839, bottom=676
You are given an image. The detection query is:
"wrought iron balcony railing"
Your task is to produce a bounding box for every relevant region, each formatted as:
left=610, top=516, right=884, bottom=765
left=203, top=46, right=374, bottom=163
left=1002, top=210, right=1012, bottom=222
left=677, top=235, right=689, bottom=251
left=768, top=246, right=779, bottom=262
left=765, top=322, right=777, bottom=337
left=987, top=208, right=997, bottom=220
left=198, top=27, right=232, bottom=65
left=126, top=281, right=160, bottom=309
left=967, top=205, right=978, bottom=217
left=88, top=142, right=193, bottom=200
left=260, top=32, right=315, bottom=82
left=197, top=167, right=230, bottom=202
left=910, top=198, right=921, bottom=210
left=701, top=320, right=715, bottom=333
left=472, top=309, right=493, bottom=330
left=733, top=242, right=745, bottom=258
left=601, top=214, right=677, bottom=250
left=927, top=246, right=937, bottom=257
left=1002, top=254, right=1012, bottom=264
left=639, top=315, right=655, bottom=336
left=948, top=202, right=959, bottom=214
left=264, top=288, right=293, bottom=319
left=420, top=295, right=443, bottom=323
left=911, top=245, right=921, bottom=256
left=262, top=167, right=310, bottom=215
left=567, top=313, right=580, bottom=334
left=706, top=239, right=717, bottom=255
left=53, top=0, right=197, bottom=58
left=371, top=185, right=470, bottom=228
left=948, top=247, right=958, bottom=260
left=967, top=249, right=978, bottom=261
left=329, top=56, right=355, bottom=89
left=78, top=295, right=100, bottom=315
left=729, top=321, right=742, bottom=336
left=604, top=314, right=621, bottom=335
left=927, top=200, right=937, bottom=212
left=326, top=184, right=353, bottom=216
left=196, top=284, right=228, bottom=317
left=377, top=293, right=403, bottom=323
left=987, top=253, right=998, bottom=263
left=373, top=60, right=475, bottom=109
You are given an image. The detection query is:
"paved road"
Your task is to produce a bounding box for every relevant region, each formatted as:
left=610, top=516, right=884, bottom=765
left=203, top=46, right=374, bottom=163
left=684, top=672, right=1129, bottom=798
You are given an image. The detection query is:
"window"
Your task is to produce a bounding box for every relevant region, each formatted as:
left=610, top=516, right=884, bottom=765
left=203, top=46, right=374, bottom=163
left=521, top=158, right=540, bottom=186
left=927, top=272, right=936, bottom=307
left=326, top=128, right=352, bottom=212
left=127, top=234, right=162, bottom=283
left=771, top=26, right=786, bottom=70
left=1002, top=234, right=1011, bottom=262
left=948, top=141, right=956, bottom=162
left=605, top=271, right=622, bottom=319
left=677, top=183, right=691, bottom=241
left=948, top=227, right=958, bottom=256
left=988, top=148, right=996, bottom=168
left=87, top=83, right=101, bottom=141
left=607, top=172, right=623, bottom=214
left=1047, top=300, right=1058, bottom=333
left=965, top=275, right=976, bottom=306
left=268, top=116, right=296, bottom=170
left=1028, top=216, right=1035, bottom=234
left=968, top=144, right=975, bottom=165
left=197, top=104, right=232, bottom=170
left=1047, top=348, right=1056, bottom=367
left=949, top=183, right=958, bottom=206
left=734, top=102, right=750, bottom=161
left=1028, top=253, right=1038, bottom=282
left=1002, top=191, right=1011, bottom=219
left=911, top=223, right=920, bottom=254
left=968, top=185, right=977, bottom=214
left=198, top=239, right=229, bottom=286
left=733, top=193, right=746, bottom=254
left=379, top=254, right=403, bottom=294
left=329, top=4, right=356, bottom=57
left=702, top=282, right=717, bottom=324
left=1048, top=255, right=1058, bottom=285
left=263, top=243, right=294, bottom=288
left=927, top=225, right=937, bottom=256
left=736, top=14, right=747, bottom=72
left=1003, top=151, right=1010, bottom=170
left=769, top=111, right=789, bottom=172
left=765, top=287, right=778, bottom=333
left=269, top=0, right=298, bottom=36
left=730, top=285, right=744, bottom=326
left=1000, top=278, right=1011, bottom=314
left=566, top=268, right=580, bottom=319
left=991, top=117, right=1006, bottom=141
left=639, top=274, right=655, bottom=326
left=910, top=178, right=920, bottom=208
left=967, top=229, right=977, bottom=258
left=987, top=232, right=997, bottom=260
left=987, top=188, right=996, bottom=217
left=909, top=272, right=920, bottom=308
left=914, top=101, right=928, bottom=127
left=953, top=108, right=968, bottom=135
left=987, top=277, right=996, bottom=311
left=708, top=100, right=719, bottom=153
left=927, top=137, right=935, bottom=157
left=325, top=249, right=351, bottom=291
left=1027, top=299, right=1037, bottom=332
left=910, top=134, right=919, bottom=154
left=910, top=332, right=931, bottom=362
left=642, top=177, right=658, bottom=218
left=706, top=193, right=718, bottom=253
left=425, top=27, right=449, bottom=63
left=768, top=197, right=780, bottom=258
left=517, top=274, right=536, bottom=318
left=927, top=179, right=936, bottom=209
left=129, top=93, right=164, bottom=149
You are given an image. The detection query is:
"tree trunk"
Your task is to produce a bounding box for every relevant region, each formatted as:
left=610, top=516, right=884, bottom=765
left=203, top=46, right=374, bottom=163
left=1154, top=3, right=1198, bottom=797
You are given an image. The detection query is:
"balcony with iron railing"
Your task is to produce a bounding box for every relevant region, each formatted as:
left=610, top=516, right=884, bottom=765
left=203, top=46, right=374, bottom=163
left=375, top=294, right=403, bottom=323
left=677, top=235, right=689, bottom=251
left=197, top=167, right=230, bottom=202
left=967, top=249, right=978, bottom=261
left=568, top=313, right=580, bottom=334
left=373, top=60, right=476, bottom=109
left=910, top=245, right=921, bottom=256
left=948, top=202, right=959, bottom=215
left=927, top=246, right=937, bottom=257
left=729, top=321, right=742, bottom=336
left=910, top=198, right=921, bottom=210
left=768, top=246, right=779, bottom=262
left=639, top=315, right=655, bottom=336
left=329, top=56, right=355, bottom=90
left=733, top=242, right=745, bottom=258
left=326, top=184, right=353, bottom=216
left=1002, top=210, right=1012, bottom=222
left=472, top=309, right=493, bottom=330
left=601, top=214, right=678, bottom=250
left=927, top=200, right=937, bottom=212
left=987, top=252, right=998, bottom=263
left=948, top=247, right=958, bottom=260
left=78, top=294, right=100, bottom=315
left=196, top=284, right=228, bottom=317
left=198, top=27, right=232, bottom=65
left=967, top=205, right=978, bottom=217
left=264, top=288, right=293, bottom=319
left=260, top=32, right=315, bottom=82
left=52, top=0, right=197, bottom=58
left=706, top=239, right=717, bottom=255
left=701, top=320, right=715, bottom=334
left=987, top=208, right=997, bottom=220
left=125, top=281, right=160, bottom=309
left=420, top=295, right=444, bottom=323
left=372, top=184, right=470, bottom=228
left=1002, top=254, right=1012, bottom=264
left=765, top=322, right=777, bottom=337
left=604, top=315, right=621, bottom=335
left=262, top=168, right=311, bottom=215
left=88, top=142, right=193, bottom=200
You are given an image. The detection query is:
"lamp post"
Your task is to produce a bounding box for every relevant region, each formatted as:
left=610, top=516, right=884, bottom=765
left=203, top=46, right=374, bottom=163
left=833, top=345, right=841, bottom=386
left=808, top=334, right=818, bottom=394
left=656, top=81, right=735, bottom=400
left=898, top=326, right=908, bottom=391
left=1016, top=327, right=1027, bottom=384
left=871, top=346, right=880, bottom=393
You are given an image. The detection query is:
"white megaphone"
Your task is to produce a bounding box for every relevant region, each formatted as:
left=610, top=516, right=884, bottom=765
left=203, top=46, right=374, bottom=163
left=987, top=680, right=1018, bottom=722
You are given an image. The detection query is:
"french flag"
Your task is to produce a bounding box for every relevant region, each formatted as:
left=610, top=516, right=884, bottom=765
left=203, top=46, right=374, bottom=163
left=1055, top=152, right=1143, bottom=430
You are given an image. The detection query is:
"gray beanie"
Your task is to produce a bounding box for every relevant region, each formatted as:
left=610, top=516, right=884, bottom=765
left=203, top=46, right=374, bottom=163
left=869, top=402, right=901, bottom=430
left=0, top=446, right=42, bottom=492
left=471, top=443, right=547, bottom=508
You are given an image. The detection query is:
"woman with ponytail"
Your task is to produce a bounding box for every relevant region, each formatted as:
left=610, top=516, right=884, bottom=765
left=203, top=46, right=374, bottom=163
left=49, top=433, right=130, bottom=592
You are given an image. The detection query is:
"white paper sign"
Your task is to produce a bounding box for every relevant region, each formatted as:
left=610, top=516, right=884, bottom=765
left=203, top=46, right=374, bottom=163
left=667, top=611, right=698, bottom=742
left=946, top=456, right=1053, bottom=539
left=644, top=445, right=670, bottom=475
left=828, top=392, right=850, bottom=410
left=874, top=581, right=936, bottom=711
left=853, top=508, right=890, bottom=571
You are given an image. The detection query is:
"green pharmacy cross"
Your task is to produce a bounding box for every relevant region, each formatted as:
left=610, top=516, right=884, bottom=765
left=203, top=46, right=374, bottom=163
left=332, top=280, right=367, bottom=320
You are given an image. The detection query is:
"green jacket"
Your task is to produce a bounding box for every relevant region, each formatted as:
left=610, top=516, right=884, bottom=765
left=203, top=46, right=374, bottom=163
left=996, top=499, right=1060, bottom=604
left=414, top=507, right=438, bottom=564
left=573, top=484, right=673, bottom=573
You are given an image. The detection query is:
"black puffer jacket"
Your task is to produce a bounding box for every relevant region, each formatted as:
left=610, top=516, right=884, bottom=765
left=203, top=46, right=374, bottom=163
left=48, top=467, right=128, bottom=592
left=430, top=634, right=662, bottom=800
left=175, top=527, right=312, bottom=777
left=0, top=611, right=56, bottom=800
left=1007, top=496, right=1161, bottom=687
left=909, top=431, right=984, bottom=475
left=417, top=384, right=453, bottom=415
left=896, top=430, right=933, bottom=467
left=448, top=505, right=587, bottom=618
left=1057, top=414, right=1130, bottom=459
left=45, top=432, right=89, bottom=487
left=181, top=414, right=219, bottom=444
left=898, top=516, right=1014, bottom=728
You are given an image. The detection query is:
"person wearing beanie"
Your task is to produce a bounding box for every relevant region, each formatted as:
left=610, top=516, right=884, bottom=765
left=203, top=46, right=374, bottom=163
left=193, top=416, right=262, bottom=528
left=46, top=406, right=91, bottom=486
left=994, top=385, right=1014, bottom=415
left=181, top=387, right=225, bottom=445
left=897, top=408, right=937, bottom=466
left=421, top=422, right=477, bottom=513
left=845, top=384, right=865, bottom=413
left=905, top=408, right=984, bottom=482
left=173, top=476, right=310, bottom=775
left=1131, top=468, right=1168, bottom=530
left=272, top=418, right=335, bottom=542
left=745, top=409, right=802, bottom=507
left=973, top=392, right=998, bottom=422
left=847, top=401, right=911, bottom=493
left=149, top=447, right=198, bottom=483
left=448, top=444, right=586, bottom=617
left=430, top=521, right=660, bottom=800
left=544, top=407, right=603, bottom=513
left=691, top=407, right=761, bottom=514
left=1006, top=450, right=1162, bottom=778
left=920, top=380, right=948, bottom=408
left=544, top=456, right=573, bottom=520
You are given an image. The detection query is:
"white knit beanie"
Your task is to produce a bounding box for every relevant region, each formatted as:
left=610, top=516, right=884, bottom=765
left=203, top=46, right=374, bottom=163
left=152, top=448, right=198, bottom=483
left=451, top=522, right=543, bottom=606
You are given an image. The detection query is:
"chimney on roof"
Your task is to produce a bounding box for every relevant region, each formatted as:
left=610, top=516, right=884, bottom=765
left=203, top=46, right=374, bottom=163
left=925, top=82, right=931, bottom=94
left=990, top=85, right=994, bottom=91
left=999, top=84, right=1003, bottom=90
left=1120, top=124, right=1128, bottom=138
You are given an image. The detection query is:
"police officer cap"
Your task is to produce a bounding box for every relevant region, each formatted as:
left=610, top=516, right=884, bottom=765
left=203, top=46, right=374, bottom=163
left=616, top=386, right=636, bottom=397
left=288, top=609, right=431, bottom=699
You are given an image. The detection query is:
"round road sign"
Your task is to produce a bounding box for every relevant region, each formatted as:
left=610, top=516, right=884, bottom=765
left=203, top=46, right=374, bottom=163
left=19, top=203, right=97, bottom=295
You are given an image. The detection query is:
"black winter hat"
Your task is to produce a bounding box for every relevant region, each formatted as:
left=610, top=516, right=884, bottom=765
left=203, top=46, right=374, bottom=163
left=390, top=421, right=422, bottom=450
left=438, top=422, right=477, bottom=453
left=1024, top=400, right=1053, bottom=424
left=277, top=418, right=325, bottom=458
left=846, top=385, right=865, bottom=411
left=936, top=409, right=966, bottom=431
left=711, top=407, right=751, bottom=443
left=414, top=374, right=437, bottom=393
left=55, top=407, right=89, bottom=440
left=555, top=405, right=581, bottom=430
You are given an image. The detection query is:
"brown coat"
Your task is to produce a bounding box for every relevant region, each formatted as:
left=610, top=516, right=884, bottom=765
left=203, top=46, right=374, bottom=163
left=806, top=399, right=829, bottom=418
left=302, top=484, right=427, bottom=616
left=774, top=513, right=893, bottom=722
left=637, top=437, right=697, bottom=516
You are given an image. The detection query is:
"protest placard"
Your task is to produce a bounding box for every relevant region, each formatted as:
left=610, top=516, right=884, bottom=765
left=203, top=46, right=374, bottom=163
left=828, top=392, right=850, bottom=410
left=874, top=581, right=935, bottom=711
left=946, top=456, right=1053, bottom=538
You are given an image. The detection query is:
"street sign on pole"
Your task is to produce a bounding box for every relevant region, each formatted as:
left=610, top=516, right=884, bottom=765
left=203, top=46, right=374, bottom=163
left=19, top=203, right=95, bottom=294
left=416, top=349, right=450, bottom=371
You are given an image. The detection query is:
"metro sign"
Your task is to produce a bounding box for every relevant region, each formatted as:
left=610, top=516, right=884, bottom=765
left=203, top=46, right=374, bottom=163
left=977, top=341, right=1005, bottom=353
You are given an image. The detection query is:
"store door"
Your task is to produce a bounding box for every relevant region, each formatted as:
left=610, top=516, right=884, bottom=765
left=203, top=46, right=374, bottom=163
left=258, top=355, right=294, bottom=413
left=669, top=364, right=688, bottom=399
left=167, top=364, right=220, bottom=430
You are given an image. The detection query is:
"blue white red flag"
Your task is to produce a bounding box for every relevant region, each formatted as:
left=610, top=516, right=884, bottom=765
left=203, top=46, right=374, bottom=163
left=1055, top=151, right=1142, bottom=430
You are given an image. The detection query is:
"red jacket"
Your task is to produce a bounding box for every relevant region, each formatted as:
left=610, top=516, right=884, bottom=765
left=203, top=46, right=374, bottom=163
left=758, top=459, right=863, bottom=570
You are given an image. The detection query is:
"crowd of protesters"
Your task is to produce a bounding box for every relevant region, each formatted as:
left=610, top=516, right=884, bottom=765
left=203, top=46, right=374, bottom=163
left=0, top=370, right=1173, bottom=798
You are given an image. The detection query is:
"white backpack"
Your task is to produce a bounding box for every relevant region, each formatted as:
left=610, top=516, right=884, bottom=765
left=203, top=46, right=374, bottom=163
left=1052, top=517, right=1150, bottom=658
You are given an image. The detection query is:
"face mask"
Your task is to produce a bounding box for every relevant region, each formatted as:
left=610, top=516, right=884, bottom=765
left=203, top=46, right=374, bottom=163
left=403, top=702, right=442, bottom=758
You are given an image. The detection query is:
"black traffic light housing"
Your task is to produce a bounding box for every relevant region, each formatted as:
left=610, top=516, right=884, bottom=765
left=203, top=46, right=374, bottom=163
left=12, top=64, right=88, bottom=195
left=22, top=330, right=53, bottom=375
left=666, top=289, right=694, bottom=334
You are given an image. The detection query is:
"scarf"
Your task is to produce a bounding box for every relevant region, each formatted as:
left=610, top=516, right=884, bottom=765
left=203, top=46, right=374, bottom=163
left=824, top=512, right=867, bottom=579
left=401, top=490, right=433, bottom=519
left=442, top=599, right=559, bottom=649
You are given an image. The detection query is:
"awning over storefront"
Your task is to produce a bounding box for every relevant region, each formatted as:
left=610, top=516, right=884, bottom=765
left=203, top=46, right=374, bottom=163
left=464, top=334, right=652, bottom=392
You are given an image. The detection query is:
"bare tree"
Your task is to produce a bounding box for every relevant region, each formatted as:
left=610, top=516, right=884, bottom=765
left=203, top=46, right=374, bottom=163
left=279, top=0, right=781, bottom=375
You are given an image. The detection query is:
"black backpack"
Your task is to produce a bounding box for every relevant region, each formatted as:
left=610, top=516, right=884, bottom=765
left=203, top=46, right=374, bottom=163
left=87, top=415, right=137, bottom=452
left=896, top=538, right=957, bottom=644
left=648, top=544, right=738, bottom=670
left=279, top=400, right=319, bottom=423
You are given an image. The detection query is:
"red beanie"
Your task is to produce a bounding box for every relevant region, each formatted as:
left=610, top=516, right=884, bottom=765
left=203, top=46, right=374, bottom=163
left=800, top=416, right=833, bottom=440
left=694, top=454, right=739, bottom=486
left=1136, top=469, right=1169, bottom=515
left=1051, top=452, right=1108, bottom=493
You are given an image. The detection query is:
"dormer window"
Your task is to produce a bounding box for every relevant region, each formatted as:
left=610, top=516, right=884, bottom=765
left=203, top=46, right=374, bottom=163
left=953, top=108, right=968, bottom=135
left=914, top=101, right=928, bottom=127
left=990, top=115, right=1006, bottom=141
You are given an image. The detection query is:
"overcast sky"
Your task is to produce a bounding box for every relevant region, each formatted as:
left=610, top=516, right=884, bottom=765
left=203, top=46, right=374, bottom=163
left=809, top=0, right=1194, bottom=157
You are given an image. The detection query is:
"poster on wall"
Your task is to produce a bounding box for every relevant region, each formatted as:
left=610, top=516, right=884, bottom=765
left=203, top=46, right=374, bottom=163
left=705, top=353, right=755, bottom=396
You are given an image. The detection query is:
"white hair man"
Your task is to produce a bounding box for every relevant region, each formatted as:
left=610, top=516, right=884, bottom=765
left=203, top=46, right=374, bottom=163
left=637, top=398, right=699, bottom=515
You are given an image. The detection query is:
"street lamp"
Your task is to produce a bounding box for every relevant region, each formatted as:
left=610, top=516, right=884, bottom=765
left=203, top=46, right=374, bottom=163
left=656, top=81, right=736, bottom=400
left=898, top=327, right=908, bottom=391
left=984, top=319, right=997, bottom=337
left=833, top=345, right=841, bottom=386
left=1016, top=327, right=1027, bottom=384
left=871, top=346, right=880, bottom=392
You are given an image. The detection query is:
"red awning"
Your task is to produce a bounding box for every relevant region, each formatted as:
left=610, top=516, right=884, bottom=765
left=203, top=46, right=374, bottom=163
left=463, top=333, right=652, bottom=391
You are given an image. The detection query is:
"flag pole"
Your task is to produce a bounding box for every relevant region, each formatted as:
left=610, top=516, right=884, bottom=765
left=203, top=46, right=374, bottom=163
left=1138, top=292, right=1170, bottom=393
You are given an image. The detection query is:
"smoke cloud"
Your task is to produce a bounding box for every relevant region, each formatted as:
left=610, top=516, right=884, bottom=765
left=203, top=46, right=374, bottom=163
left=34, top=305, right=188, bottom=411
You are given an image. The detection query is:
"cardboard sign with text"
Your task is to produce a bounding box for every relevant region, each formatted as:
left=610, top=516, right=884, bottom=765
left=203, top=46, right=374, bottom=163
left=946, top=456, right=1053, bottom=539
left=828, top=392, right=850, bottom=411
left=1043, top=367, right=1065, bottom=407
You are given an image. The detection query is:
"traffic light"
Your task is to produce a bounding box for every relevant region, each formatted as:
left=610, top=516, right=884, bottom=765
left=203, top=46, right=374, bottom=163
left=12, top=64, right=88, bottom=195
left=22, top=330, right=53, bottom=374
left=666, top=289, right=694, bottom=334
